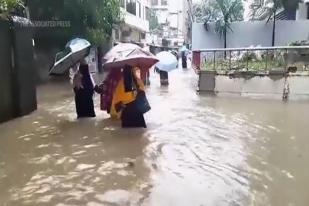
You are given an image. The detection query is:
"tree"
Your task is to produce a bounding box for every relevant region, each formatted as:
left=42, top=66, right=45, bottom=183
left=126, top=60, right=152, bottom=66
left=0, top=0, right=24, bottom=17
left=247, top=0, right=301, bottom=46
left=193, top=0, right=243, bottom=49
left=214, top=0, right=243, bottom=49
left=149, top=9, right=159, bottom=31
left=193, top=0, right=220, bottom=24
left=25, top=0, right=121, bottom=72
left=25, top=0, right=121, bottom=47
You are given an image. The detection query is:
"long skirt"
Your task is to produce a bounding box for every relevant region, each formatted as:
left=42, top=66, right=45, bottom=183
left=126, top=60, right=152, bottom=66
left=182, top=55, right=187, bottom=69
left=121, top=103, right=146, bottom=128
left=74, top=88, right=96, bottom=118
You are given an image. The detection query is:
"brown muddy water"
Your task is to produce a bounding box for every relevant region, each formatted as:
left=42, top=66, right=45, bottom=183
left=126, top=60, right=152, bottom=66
left=0, top=69, right=309, bottom=206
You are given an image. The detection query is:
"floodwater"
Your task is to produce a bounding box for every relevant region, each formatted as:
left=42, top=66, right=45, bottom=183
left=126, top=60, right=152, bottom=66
left=1, top=69, right=309, bottom=206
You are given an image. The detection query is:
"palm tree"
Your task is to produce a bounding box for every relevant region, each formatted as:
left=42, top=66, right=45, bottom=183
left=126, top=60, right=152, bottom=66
left=249, top=0, right=301, bottom=46
left=214, top=0, right=244, bottom=49
left=193, top=0, right=243, bottom=49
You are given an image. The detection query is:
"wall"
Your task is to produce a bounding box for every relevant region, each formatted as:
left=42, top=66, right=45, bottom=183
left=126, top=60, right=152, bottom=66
left=0, top=17, right=37, bottom=123
left=121, top=0, right=150, bottom=33
left=192, top=20, right=309, bottom=50
left=12, top=19, right=37, bottom=116
left=192, top=23, right=223, bottom=49
left=199, top=72, right=309, bottom=100
left=227, top=21, right=272, bottom=48
left=0, top=20, right=13, bottom=122
left=275, top=21, right=309, bottom=45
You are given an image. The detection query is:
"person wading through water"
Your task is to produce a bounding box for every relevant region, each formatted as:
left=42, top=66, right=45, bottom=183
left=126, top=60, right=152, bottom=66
left=181, top=44, right=188, bottom=69
left=96, top=65, right=150, bottom=128
left=73, top=61, right=96, bottom=118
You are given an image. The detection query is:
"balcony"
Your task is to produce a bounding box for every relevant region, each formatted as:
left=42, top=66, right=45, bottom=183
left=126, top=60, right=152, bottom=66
left=152, top=5, right=168, bottom=10
left=121, top=8, right=149, bottom=33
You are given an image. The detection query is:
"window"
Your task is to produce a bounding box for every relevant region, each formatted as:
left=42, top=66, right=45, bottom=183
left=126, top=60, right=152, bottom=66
left=146, top=7, right=150, bottom=20
left=151, top=0, right=158, bottom=6
left=161, top=0, right=167, bottom=6
left=126, top=0, right=136, bottom=15
left=120, top=0, right=125, bottom=8
left=141, top=32, right=146, bottom=39
left=115, top=29, right=120, bottom=41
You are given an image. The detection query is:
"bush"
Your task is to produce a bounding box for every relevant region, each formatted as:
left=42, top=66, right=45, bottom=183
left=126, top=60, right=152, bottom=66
left=0, top=0, right=23, bottom=16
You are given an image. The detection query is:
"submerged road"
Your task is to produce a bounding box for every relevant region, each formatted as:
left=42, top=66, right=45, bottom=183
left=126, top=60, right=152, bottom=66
left=1, top=69, right=309, bottom=206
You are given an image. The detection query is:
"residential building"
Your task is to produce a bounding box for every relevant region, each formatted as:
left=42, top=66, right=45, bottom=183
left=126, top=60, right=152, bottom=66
left=276, top=0, right=309, bottom=20
left=247, top=0, right=309, bottom=21
left=296, top=0, right=309, bottom=20
left=113, top=0, right=151, bottom=44
left=150, top=0, right=187, bottom=46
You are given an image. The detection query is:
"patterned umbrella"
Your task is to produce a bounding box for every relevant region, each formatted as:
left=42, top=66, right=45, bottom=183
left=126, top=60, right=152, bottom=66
left=103, top=47, right=158, bottom=71
left=103, top=43, right=140, bottom=61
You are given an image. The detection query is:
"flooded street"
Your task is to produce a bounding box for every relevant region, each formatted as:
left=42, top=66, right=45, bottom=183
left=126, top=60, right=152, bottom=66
left=1, top=69, right=309, bottom=206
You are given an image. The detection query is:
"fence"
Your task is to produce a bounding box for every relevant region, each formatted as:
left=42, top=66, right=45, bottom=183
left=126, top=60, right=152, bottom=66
left=192, top=46, right=309, bottom=74
left=193, top=46, right=309, bottom=100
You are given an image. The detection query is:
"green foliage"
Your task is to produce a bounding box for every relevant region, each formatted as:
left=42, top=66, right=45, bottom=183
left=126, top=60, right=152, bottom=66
left=289, top=40, right=309, bottom=46
left=149, top=8, right=160, bottom=31
left=247, top=0, right=301, bottom=20
left=193, top=0, right=220, bottom=24
left=26, top=0, right=121, bottom=47
left=201, top=58, right=285, bottom=72
left=194, top=0, right=243, bottom=47
left=193, top=0, right=243, bottom=24
left=213, top=0, right=244, bottom=38
left=0, top=0, right=23, bottom=16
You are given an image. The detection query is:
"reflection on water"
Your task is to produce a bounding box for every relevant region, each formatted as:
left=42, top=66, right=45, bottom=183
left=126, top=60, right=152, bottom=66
left=0, top=69, right=309, bottom=206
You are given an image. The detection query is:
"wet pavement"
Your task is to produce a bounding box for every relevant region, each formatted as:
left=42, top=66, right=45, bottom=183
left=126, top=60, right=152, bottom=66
left=1, top=69, right=309, bottom=206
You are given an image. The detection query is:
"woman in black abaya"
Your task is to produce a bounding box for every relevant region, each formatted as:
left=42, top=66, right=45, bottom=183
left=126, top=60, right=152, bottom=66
left=73, top=63, right=96, bottom=118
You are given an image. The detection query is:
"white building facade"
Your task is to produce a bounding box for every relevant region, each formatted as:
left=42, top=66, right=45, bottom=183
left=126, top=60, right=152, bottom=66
left=113, top=0, right=151, bottom=44
left=151, top=0, right=187, bottom=46
left=297, top=0, right=309, bottom=20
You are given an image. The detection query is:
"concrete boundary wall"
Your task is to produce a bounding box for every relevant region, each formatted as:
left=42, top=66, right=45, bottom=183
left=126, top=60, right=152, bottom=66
left=0, top=18, right=37, bottom=123
left=0, top=20, right=14, bottom=122
left=198, top=71, right=309, bottom=100
left=192, top=20, right=309, bottom=50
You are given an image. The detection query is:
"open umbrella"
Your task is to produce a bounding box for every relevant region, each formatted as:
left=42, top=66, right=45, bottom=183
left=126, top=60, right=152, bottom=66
left=49, top=38, right=91, bottom=75
left=103, top=47, right=158, bottom=71
left=103, top=43, right=140, bottom=61
left=180, top=45, right=189, bottom=52
left=155, top=51, right=178, bottom=72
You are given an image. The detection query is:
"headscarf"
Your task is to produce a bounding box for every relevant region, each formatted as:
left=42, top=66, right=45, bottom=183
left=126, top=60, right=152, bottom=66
left=79, top=64, right=94, bottom=91
left=123, top=65, right=134, bottom=92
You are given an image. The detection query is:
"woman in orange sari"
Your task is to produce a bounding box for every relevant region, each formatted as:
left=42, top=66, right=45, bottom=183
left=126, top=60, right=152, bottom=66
left=110, top=65, right=147, bottom=128
left=96, top=65, right=149, bottom=128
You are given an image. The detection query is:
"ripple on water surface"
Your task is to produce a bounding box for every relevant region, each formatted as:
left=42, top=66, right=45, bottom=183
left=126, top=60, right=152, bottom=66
left=1, top=69, right=309, bottom=206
